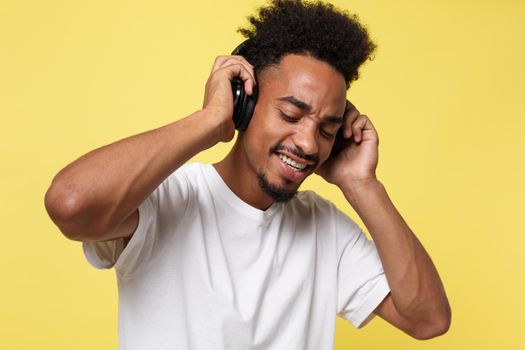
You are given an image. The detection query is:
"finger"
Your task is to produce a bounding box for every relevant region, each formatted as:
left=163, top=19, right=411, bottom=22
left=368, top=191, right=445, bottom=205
left=351, top=114, right=369, bottom=142
left=212, top=56, right=256, bottom=95
left=357, top=116, right=378, bottom=145
left=215, top=62, right=256, bottom=95
left=343, top=101, right=360, bottom=138
left=212, top=55, right=254, bottom=74
left=211, top=56, right=229, bottom=73
left=212, top=58, right=253, bottom=77
left=230, top=55, right=254, bottom=69
left=228, top=63, right=256, bottom=95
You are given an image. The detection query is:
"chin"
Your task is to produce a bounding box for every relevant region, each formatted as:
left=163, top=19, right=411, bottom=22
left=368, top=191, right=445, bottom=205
left=257, top=171, right=298, bottom=203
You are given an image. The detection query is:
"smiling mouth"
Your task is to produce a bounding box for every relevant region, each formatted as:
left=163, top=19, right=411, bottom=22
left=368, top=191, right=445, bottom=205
left=277, top=153, right=308, bottom=171
left=270, top=144, right=318, bottom=176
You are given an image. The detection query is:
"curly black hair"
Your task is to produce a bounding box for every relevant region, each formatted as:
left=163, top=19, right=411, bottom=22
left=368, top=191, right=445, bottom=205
left=237, top=0, right=376, bottom=88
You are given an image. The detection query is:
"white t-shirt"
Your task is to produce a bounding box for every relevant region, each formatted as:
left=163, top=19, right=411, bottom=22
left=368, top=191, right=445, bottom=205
left=83, top=163, right=390, bottom=350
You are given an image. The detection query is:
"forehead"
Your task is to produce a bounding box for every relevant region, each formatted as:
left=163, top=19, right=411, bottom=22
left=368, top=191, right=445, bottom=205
left=258, top=54, right=347, bottom=111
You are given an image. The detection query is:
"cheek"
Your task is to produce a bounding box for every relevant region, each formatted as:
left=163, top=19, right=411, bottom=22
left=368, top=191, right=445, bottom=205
left=245, top=110, right=282, bottom=145
left=318, top=138, right=336, bottom=162
left=242, top=114, right=276, bottom=163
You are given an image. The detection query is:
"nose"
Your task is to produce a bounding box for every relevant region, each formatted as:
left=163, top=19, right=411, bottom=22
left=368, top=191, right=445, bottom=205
left=291, top=122, right=319, bottom=157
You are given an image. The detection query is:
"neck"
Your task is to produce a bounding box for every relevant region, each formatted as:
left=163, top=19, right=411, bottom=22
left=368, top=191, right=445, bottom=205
left=213, top=139, right=274, bottom=211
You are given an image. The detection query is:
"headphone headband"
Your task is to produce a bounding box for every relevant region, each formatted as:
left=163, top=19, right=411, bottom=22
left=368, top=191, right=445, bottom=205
left=231, top=39, right=251, bottom=56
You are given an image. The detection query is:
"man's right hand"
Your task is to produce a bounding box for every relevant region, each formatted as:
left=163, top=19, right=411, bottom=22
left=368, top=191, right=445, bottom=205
left=45, top=55, right=257, bottom=243
left=202, top=55, right=257, bottom=143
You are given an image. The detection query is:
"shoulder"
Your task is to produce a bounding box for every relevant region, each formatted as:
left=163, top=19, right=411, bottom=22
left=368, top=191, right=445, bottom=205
left=154, top=162, right=212, bottom=204
left=291, top=191, right=361, bottom=230
left=288, top=190, right=338, bottom=216
left=166, top=162, right=210, bottom=187
left=172, top=162, right=208, bottom=178
left=295, top=190, right=335, bottom=207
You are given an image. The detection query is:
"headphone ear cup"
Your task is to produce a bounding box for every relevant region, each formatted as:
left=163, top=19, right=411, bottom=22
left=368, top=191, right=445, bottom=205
left=236, top=81, right=258, bottom=131
left=231, top=78, right=246, bottom=129
left=230, top=39, right=258, bottom=131
left=330, top=127, right=353, bottom=157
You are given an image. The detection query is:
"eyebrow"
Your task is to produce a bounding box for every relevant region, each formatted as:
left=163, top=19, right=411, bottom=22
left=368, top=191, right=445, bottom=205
left=277, top=95, right=344, bottom=125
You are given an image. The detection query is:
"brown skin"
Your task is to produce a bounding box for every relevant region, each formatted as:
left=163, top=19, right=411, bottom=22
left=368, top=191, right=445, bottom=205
left=45, top=52, right=450, bottom=339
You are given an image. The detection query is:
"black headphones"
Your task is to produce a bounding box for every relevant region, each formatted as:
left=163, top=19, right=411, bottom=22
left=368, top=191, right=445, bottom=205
left=231, top=40, right=258, bottom=131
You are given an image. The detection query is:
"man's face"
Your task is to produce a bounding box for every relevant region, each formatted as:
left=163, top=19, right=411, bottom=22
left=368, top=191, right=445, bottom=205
left=241, top=54, right=347, bottom=202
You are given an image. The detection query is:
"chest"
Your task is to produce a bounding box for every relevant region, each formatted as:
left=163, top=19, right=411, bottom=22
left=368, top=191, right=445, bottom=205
left=155, top=204, right=338, bottom=318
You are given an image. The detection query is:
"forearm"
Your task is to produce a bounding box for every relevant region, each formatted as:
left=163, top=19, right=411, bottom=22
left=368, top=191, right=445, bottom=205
left=341, top=179, right=450, bottom=321
left=45, top=109, right=222, bottom=240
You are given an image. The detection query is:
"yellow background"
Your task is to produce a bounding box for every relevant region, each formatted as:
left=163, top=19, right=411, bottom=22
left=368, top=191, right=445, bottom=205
left=1, top=0, right=524, bottom=349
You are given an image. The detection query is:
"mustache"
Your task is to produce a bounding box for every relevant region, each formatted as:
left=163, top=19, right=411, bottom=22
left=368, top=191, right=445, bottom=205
left=270, top=144, right=319, bottom=165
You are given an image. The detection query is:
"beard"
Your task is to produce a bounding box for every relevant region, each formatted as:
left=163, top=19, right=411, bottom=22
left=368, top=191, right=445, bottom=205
left=255, top=143, right=319, bottom=203
left=257, top=171, right=297, bottom=203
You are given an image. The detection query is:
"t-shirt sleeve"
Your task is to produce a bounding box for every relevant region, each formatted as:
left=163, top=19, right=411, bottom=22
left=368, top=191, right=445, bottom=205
left=335, top=210, right=391, bottom=329
left=82, top=167, right=191, bottom=277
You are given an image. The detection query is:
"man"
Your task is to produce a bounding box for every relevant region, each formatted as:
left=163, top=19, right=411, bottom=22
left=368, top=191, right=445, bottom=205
left=45, top=0, right=451, bottom=348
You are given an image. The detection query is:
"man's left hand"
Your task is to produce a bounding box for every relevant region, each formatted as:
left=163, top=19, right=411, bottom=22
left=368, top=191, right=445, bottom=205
left=315, top=100, right=379, bottom=189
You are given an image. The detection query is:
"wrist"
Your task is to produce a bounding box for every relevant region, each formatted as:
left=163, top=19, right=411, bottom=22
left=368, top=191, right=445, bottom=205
left=199, top=108, right=235, bottom=144
left=340, top=177, right=384, bottom=206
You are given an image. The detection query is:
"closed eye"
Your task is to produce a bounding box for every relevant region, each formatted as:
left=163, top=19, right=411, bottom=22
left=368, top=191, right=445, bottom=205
left=278, top=108, right=336, bottom=139
left=277, top=109, right=300, bottom=123
left=320, top=128, right=335, bottom=139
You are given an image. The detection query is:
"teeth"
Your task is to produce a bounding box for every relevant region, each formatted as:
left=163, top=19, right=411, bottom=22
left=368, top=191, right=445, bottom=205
left=278, top=154, right=307, bottom=170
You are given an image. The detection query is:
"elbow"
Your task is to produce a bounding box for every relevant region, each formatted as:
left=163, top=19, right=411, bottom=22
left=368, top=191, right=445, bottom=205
left=411, top=305, right=452, bottom=340
left=44, top=181, right=93, bottom=241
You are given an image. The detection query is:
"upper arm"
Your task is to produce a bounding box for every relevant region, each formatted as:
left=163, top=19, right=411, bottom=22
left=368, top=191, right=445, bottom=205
left=84, top=208, right=139, bottom=244
left=373, top=293, right=414, bottom=335
left=112, top=208, right=139, bottom=243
